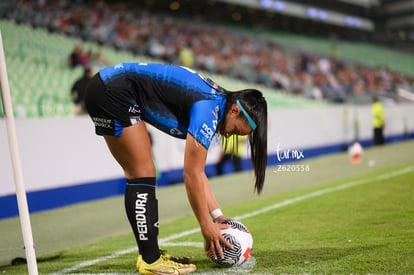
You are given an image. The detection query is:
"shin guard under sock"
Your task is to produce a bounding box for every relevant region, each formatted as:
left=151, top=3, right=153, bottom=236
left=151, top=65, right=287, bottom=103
left=125, top=177, right=160, bottom=264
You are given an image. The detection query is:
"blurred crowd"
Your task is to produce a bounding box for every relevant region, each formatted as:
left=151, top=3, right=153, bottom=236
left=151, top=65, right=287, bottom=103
left=67, top=44, right=109, bottom=71
left=5, top=0, right=414, bottom=103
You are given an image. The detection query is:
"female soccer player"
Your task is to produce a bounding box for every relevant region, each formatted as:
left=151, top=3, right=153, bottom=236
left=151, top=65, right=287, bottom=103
left=84, top=62, right=268, bottom=275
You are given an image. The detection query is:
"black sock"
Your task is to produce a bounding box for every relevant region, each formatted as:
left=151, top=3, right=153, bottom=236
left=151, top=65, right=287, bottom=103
left=125, top=177, right=160, bottom=264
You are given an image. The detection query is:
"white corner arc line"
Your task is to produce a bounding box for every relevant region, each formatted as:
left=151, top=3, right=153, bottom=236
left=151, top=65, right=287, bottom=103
left=52, top=165, right=414, bottom=274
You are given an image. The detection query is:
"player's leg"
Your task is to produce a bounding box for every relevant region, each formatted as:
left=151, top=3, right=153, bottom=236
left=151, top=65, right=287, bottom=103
left=104, top=122, right=160, bottom=262
left=103, top=123, right=196, bottom=274
left=104, top=122, right=156, bottom=179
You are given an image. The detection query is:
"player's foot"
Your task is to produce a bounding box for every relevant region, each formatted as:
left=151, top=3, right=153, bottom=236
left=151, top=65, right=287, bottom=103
left=160, top=249, right=192, bottom=264
left=138, top=255, right=196, bottom=275
left=136, top=250, right=192, bottom=270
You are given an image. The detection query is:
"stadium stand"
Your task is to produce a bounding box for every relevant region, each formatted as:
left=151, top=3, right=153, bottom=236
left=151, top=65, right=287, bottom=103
left=0, top=19, right=326, bottom=118
left=258, top=30, right=414, bottom=77
left=1, top=0, right=414, bottom=118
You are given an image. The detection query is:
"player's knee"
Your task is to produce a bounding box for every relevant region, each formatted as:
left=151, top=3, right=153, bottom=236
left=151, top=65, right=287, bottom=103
left=125, top=163, right=156, bottom=178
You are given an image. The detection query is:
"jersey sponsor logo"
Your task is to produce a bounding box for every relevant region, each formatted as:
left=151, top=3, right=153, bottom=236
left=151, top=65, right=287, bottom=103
left=200, top=123, right=214, bottom=140
left=128, top=104, right=141, bottom=114
left=135, top=192, right=148, bottom=241
left=92, top=117, right=112, bottom=129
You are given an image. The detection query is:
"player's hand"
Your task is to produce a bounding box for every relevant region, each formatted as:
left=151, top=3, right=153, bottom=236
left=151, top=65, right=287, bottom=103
left=213, top=215, right=229, bottom=223
left=222, top=218, right=251, bottom=233
left=203, top=222, right=233, bottom=260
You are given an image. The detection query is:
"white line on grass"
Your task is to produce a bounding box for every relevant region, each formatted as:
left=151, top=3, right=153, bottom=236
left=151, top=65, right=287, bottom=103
left=53, top=165, right=414, bottom=275
left=161, top=241, right=204, bottom=248
left=234, top=165, right=414, bottom=221
left=61, top=256, right=272, bottom=275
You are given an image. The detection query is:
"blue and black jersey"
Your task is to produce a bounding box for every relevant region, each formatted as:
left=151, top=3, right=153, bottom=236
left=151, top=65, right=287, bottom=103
left=85, top=62, right=226, bottom=149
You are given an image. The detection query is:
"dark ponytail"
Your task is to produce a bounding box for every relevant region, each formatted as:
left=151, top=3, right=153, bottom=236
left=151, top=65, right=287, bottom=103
left=225, top=89, right=268, bottom=194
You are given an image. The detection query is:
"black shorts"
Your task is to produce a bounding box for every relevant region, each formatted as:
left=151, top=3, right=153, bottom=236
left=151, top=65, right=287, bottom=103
left=84, top=74, right=142, bottom=137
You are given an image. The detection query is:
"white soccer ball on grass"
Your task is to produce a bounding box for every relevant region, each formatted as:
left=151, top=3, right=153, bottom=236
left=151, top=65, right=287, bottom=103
left=209, top=219, right=253, bottom=267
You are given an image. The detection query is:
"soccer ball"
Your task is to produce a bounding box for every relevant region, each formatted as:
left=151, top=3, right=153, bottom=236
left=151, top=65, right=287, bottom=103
left=209, top=219, right=253, bottom=267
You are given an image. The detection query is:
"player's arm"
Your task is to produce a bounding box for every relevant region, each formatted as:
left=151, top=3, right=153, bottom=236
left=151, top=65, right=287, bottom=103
left=203, top=175, right=227, bottom=222
left=183, top=133, right=231, bottom=258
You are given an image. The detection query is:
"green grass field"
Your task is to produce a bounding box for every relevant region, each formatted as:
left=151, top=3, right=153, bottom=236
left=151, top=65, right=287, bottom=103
left=1, top=140, right=414, bottom=274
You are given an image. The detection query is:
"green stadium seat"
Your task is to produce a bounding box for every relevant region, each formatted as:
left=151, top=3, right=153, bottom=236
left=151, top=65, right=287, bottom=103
left=14, top=18, right=414, bottom=117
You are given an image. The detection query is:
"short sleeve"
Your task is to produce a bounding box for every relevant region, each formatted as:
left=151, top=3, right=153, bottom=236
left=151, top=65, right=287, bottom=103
left=187, top=100, right=221, bottom=149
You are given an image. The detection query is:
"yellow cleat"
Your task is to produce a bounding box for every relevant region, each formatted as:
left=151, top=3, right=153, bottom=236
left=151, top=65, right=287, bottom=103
left=137, top=255, right=196, bottom=275
left=160, top=249, right=192, bottom=264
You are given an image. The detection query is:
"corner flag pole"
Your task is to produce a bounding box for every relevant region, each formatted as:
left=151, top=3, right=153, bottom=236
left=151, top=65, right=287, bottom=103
left=0, top=31, right=39, bottom=274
